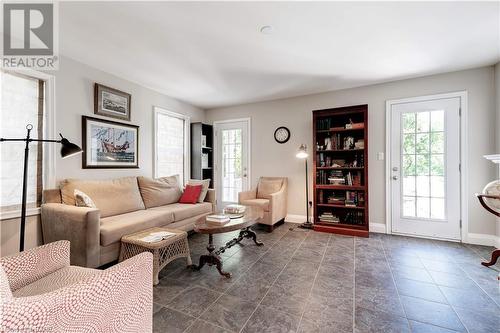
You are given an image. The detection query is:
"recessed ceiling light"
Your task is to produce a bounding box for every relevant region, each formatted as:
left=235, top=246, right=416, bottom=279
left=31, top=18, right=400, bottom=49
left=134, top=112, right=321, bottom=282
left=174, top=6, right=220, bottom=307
left=260, top=25, right=274, bottom=35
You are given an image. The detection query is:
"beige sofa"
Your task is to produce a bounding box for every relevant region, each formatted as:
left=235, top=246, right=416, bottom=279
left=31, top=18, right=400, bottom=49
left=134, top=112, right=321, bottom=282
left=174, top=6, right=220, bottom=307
left=41, top=176, right=215, bottom=268
left=238, top=177, right=287, bottom=231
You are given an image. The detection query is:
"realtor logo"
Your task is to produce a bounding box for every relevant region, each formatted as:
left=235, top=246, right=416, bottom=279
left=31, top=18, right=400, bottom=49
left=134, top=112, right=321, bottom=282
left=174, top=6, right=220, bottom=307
left=2, top=2, right=58, bottom=69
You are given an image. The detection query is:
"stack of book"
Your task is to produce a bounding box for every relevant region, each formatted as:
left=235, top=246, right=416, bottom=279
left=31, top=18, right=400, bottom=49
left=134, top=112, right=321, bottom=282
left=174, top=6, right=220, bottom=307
left=224, top=204, right=246, bottom=214
left=327, top=193, right=345, bottom=205
left=206, top=214, right=230, bottom=225
left=328, top=170, right=345, bottom=185
left=318, top=212, right=340, bottom=224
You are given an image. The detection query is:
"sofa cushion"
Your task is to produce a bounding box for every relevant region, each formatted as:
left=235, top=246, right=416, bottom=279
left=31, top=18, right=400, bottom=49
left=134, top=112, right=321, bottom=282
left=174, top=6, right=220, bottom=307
left=137, top=175, right=182, bottom=208
left=240, top=198, right=270, bottom=212
left=100, top=209, right=174, bottom=246
left=179, top=185, right=203, bottom=204
left=187, top=179, right=211, bottom=202
left=60, top=177, right=145, bottom=218
left=257, top=178, right=283, bottom=199
left=13, top=266, right=98, bottom=297
left=150, top=202, right=212, bottom=222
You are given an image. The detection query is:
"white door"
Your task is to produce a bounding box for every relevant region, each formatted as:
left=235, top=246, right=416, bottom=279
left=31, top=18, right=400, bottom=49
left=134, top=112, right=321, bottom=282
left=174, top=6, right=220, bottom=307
left=390, top=97, right=461, bottom=240
left=214, top=120, right=250, bottom=209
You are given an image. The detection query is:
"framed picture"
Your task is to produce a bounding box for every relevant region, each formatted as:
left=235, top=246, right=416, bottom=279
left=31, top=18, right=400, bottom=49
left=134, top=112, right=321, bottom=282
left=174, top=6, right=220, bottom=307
left=82, top=116, right=139, bottom=168
left=94, top=83, right=131, bottom=121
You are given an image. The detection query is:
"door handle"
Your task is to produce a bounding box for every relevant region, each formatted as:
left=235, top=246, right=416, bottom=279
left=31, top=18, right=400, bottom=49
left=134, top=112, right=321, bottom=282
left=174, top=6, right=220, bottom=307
left=243, top=174, right=247, bottom=177
left=392, top=176, right=398, bottom=180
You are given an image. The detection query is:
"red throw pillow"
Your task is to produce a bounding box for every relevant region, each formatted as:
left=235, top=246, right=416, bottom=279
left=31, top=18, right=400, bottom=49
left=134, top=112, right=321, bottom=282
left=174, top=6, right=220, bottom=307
left=179, top=184, right=203, bottom=204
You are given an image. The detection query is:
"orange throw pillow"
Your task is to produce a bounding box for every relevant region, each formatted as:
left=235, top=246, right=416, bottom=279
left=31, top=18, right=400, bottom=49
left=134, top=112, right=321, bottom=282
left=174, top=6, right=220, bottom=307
left=179, top=184, right=203, bottom=204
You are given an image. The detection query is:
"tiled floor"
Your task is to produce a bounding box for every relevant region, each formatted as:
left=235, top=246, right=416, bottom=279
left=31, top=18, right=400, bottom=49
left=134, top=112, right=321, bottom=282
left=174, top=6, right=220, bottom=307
left=153, top=223, right=500, bottom=333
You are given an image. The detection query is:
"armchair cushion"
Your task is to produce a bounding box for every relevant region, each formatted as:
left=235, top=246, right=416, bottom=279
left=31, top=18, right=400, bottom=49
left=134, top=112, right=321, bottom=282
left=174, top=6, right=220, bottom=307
left=239, top=198, right=270, bottom=212
left=0, top=240, right=70, bottom=291
left=13, top=266, right=97, bottom=297
left=257, top=178, right=284, bottom=199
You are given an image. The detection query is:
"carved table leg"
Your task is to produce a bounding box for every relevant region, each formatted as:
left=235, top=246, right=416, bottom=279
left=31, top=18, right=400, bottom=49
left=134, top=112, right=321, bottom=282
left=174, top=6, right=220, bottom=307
left=195, top=234, right=231, bottom=278
left=481, top=249, right=500, bottom=267
left=241, top=227, right=264, bottom=246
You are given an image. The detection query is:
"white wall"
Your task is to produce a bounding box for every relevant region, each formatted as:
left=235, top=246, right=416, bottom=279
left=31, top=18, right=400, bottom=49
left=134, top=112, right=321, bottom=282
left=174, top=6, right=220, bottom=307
left=0, top=56, right=204, bottom=256
left=206, top=66, right=498, bottom=237
left=53, top=56, right=204, bottom=181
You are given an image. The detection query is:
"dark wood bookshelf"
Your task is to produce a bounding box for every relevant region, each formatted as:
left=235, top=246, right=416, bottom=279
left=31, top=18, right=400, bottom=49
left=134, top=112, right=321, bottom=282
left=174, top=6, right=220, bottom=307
left=191, top=122, right=214, bottom=188
left=313, top=105, right=369, bottom=237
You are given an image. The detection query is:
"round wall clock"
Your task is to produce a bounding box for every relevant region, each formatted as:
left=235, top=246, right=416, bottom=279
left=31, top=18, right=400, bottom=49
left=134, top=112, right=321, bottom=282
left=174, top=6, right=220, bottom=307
left=274, top=126, right=291, bottom=144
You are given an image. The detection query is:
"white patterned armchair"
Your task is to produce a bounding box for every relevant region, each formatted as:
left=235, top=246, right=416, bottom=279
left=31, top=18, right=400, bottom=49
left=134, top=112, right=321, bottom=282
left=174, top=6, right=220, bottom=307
left=0, top=240, right=153, bottom=333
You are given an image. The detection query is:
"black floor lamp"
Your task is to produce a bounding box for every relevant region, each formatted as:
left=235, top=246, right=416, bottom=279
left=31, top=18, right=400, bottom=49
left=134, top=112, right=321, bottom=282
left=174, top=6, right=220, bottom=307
left=0, top=124, right=82, bottom=252
left=296, top=144, right=313, bottom=229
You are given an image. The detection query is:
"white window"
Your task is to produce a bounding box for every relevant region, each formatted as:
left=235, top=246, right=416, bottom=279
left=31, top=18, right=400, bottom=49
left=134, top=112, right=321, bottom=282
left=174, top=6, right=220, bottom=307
left=154, top=107, right=189, bottom=183
left=1, top=72, right=45, bottom=215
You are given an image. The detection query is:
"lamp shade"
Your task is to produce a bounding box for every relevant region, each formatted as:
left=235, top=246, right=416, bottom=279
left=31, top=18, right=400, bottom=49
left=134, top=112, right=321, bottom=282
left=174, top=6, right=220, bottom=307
left=59, top=134, right=83, bottom=158
left=296, top=144, right=308, bottom=159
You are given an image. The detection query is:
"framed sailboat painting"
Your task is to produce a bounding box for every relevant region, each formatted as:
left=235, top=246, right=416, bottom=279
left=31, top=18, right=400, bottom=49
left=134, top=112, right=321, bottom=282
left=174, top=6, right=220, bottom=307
left=82, top=116, right=139, bottom=169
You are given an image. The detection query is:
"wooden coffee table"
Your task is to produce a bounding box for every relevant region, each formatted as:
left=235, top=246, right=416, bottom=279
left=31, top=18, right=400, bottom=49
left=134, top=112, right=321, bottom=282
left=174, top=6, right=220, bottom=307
left=119, top=227, right=192, bottom=285
left=194, top=206, right=264, bottom=278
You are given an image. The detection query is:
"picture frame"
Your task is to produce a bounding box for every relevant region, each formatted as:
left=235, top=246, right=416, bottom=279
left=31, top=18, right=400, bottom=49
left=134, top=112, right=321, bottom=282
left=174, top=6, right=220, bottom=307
left=82, top=116, right=139, bottom=169
left=94, top=83, right=131, bottom=121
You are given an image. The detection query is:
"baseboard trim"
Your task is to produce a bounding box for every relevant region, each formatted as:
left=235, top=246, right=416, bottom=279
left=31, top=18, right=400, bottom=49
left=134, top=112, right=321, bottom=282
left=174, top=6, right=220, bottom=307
left=467, top=233, right=500, bottom=247
left=369, top=223, right=387, bottom=234
left=285, top=214, right=312, bottom=224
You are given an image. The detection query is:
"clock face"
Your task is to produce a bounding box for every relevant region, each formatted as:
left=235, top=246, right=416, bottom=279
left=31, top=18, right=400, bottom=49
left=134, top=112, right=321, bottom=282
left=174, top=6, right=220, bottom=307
left=274, top=127, right=290, bottom=144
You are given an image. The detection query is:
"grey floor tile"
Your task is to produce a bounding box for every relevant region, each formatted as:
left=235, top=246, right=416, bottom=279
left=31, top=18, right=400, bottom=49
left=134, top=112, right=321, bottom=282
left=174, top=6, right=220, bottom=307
left=355, top=284, right=405, bottom=317
left=354, top=306, right=410, bottom=333
left=153, top=307, right=196, bottom=333
left=409, top=320, right=461, bottom=333
left=200, top=294, right=258, bottom=332
left=453, top=305, right=500, bottom=333
left=439, top=285, right=499, bottom=310
left=391, top=266, right=434, bottom=283
left=241, top=305, right=301, bottom=333
left=420, top=258, right=465, bottom=275
left=301, top=294, right=353, bottom=332
left=226, top=276, right=272, bottom=302
left=185, top=319, right=233, bottom=333
left=154, top=278, right=192, bottom=306
left=260, top=285, right=308, bottom=316
left=395, top=277, right=447, bottom=303
left=400, top=295, right=466, bottom=332
left=167, top=286, right=222, bottom=317
left=428, top=270, right=477, bottom=289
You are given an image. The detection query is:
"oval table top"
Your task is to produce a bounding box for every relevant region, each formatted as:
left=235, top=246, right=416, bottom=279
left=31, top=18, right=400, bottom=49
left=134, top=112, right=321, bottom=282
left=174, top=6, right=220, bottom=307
left=194, top=206, right=264, bottom=234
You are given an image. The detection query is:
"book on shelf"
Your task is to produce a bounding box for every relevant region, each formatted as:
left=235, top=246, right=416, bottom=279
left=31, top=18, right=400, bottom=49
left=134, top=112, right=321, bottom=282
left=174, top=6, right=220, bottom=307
left=344, top=211, right=364, bottom=225
left=318, top=212, right=340, bottom=224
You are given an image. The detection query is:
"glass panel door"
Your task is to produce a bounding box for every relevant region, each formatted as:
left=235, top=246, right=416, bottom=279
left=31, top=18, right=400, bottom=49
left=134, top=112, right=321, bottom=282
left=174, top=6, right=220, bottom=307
left=215, top=120, right=249, bottom=208
left=391, top=97, right=461, bottom=240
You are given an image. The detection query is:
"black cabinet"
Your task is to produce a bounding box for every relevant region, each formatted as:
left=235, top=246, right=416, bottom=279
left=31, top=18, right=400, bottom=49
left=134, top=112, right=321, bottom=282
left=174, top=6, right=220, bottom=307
left=191, top=122, right=213, bottom=188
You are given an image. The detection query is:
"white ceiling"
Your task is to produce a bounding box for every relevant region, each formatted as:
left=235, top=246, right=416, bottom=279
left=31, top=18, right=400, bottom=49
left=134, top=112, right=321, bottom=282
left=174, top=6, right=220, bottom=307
left=59, top=1, right=500, bottom=109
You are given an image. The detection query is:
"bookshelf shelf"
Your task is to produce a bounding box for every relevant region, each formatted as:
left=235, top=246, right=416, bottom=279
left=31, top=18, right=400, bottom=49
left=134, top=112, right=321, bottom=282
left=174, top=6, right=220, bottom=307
left=317, top=204, right=365, bottom=210
left=316, top=127, right=365, bottom=133
left=313, top=104, right=369, bottom=237
left=316, top=185, right=365, bottom=190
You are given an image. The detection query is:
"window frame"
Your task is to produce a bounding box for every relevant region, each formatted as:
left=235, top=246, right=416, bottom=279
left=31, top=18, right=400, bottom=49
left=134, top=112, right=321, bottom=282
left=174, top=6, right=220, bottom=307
left=0, top=69, right=56, bottom=220
left=153, top=106, right=190, bottom=184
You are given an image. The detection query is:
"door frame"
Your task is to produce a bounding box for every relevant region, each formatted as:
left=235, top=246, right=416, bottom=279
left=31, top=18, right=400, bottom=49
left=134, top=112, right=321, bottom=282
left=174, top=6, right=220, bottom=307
left=385, top=91, right=468, bottom=242
left=213, top=117, right=252, bottom=209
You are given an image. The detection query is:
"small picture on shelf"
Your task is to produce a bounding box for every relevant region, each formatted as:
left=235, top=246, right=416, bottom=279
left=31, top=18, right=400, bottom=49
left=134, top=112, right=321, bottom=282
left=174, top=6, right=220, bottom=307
left=201, top=135, right=207, bottom=147
left=343, top=136, right=355, bottom=150
left=202, top=153, right=209, bottom=169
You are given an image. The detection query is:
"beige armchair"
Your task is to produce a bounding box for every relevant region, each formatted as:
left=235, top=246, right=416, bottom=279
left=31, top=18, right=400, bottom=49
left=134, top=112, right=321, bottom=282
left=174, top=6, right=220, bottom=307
left=239, top=177, right=288, bottom=231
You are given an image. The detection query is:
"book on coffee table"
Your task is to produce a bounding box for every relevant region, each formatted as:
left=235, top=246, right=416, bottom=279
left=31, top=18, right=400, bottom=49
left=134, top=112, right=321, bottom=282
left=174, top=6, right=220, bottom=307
left=206, top=215, right=230, bottom=224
